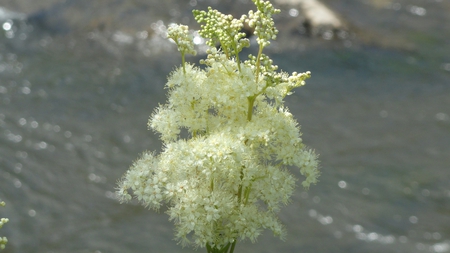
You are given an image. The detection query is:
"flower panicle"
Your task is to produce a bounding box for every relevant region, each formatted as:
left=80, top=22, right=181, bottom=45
left=117, top=0, right=320, bottom=251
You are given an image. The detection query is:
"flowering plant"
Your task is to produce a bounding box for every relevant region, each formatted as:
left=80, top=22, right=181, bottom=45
left=116, top=0, right=319, bottom=252
left=0, top=200, right=8, bottom=250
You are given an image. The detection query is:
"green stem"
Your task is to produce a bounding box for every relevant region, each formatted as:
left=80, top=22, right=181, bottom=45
left=220, top=243, right=231, bottom=253
left=181, top=52, right=186, bottom=74
left=237, top=184, right=243, bottom=204
left=205, top=242, right=236, bottom=253
left=237, top=167, right=245, bottom=203
left=234, top=45, right=241, bottom=73
left=246, top=45, right=265, bottom=122
left=206, top=243, right=213, bottom=253
left=254, top=45, right=264, bottom=83
left=229, top=240, right=237, bottom=253
left=247, top=96, right=255, bottom=121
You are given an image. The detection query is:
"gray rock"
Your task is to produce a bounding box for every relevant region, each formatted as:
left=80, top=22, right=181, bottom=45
left=275, top=0, right=346, bottom=38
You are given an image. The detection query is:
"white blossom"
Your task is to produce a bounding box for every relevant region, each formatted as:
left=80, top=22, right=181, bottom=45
left=117, top=0, right=319, bottom=251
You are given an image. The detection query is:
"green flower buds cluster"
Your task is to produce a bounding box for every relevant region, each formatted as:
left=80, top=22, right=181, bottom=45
left=193, top=7, right=250, bottom=60
left=244, top=0, right=280, bottom=48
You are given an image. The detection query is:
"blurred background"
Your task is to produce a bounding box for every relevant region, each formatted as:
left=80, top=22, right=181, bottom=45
left=0, top=0, right=449, bottom=252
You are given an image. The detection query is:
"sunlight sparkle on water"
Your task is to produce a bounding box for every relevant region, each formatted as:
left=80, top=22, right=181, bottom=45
left=2, top=21, right=12, bottom=31
left=409, top=6, right=426, bottom=16
left=289, top=8, right=299, bottom=17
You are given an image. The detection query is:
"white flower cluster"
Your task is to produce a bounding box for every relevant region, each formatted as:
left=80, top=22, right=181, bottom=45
left=0, top=201, right=8, bottom=250
left=167, top=24, right=197, bottom=57
left=117, top=0, right=319, bottom=251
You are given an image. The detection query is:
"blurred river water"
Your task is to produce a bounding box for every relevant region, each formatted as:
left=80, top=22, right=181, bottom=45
left=0, top=0, right=449, bottom=252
